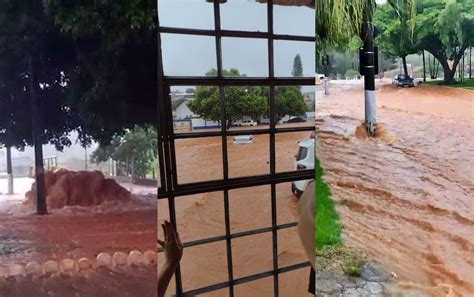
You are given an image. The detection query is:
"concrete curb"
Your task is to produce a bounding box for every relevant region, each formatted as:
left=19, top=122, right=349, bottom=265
left=0, top=249, right=157, bottom=278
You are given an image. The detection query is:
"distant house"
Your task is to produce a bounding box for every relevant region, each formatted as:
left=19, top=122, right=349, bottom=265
left=173, top=98, right=194, bottom=120
left=172, top=98, right=220, bottom=130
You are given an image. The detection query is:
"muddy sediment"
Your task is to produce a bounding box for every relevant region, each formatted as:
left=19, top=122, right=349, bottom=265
left=316, top=80, right=474, bottom=296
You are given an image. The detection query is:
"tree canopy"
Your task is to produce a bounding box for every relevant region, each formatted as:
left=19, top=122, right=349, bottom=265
left=188, top=68, right=306, bottom=128
left=0, top=0, right=157, bottom=151
left=414, top=0, right=474, bottom=82
left=91, top=125, right=157, bottom=179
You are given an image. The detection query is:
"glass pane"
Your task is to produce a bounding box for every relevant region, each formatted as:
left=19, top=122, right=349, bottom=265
left=273, top=4, right=315, bottom=36
left=229, top=185, right=271, bottom=233
left=175, top=136, right=223, bottom=184
left=158, top=0, right=214, bottom=30
left=220, top=0, right=267, bottom=32
left=234, top=276, right=274, bottom=296
left=276, top=131, right=313, bottom=173
left=222, top=38, right=268, bottom=77
left=276, top=182, right=301, bottom=226
left=177, top=192, right=225, bottom=242
left=161, top=34, right=217, bottom=76
left=171, top=86, right=223, bottom=134
left=225, top=86, right=270, bottom=131
left=279, top=266, right=313, bottom=296
left=277, top=227, right=309, bottom=268
left=232, top=232, right=273, bottom=279
left=227, top=134, right=269, bottom=178
left=275, top=85, right=315, bottom=128
left=181, top=241, right=228, bottom=292
left=274, top=40, right=315, bottom=77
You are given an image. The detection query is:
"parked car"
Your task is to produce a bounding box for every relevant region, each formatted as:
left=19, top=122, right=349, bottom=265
left=233, top=135, right=253, bottom=144
left=236, top=119, right=257, bottom=127
left=392, top=74, right=415, bottom=87
left=291, top=139, right=315, bottom=198
left=285, top=116, right=306, bottom=123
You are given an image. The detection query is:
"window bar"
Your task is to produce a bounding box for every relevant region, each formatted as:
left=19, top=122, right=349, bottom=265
left=158, top=26, right=315, bottom=42
left=157, top=15, right=168, bottom=195
left=267, top=1, right=280, bottom=296
left=213, top=0, right=236, bottom=296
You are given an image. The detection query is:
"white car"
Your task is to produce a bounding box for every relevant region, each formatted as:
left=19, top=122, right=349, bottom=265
left=291, top=138, right=315, bottom=198
left=233, top=135, right=253, bottom=144
left=236, top=120, right=257, bottom=127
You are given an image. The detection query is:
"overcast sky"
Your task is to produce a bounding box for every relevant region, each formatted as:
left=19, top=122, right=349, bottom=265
left=158, top=0, right=315, bottom=89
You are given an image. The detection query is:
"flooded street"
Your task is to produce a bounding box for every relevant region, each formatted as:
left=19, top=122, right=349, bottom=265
left=0, top=178, right=156, bottom=296
left=158, top=129, right=314, bottom=296
left=316, top=80, right=473, bottom=296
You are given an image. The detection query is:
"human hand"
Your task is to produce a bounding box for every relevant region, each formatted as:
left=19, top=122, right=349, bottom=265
left=158, top=220, right=183, bottom=267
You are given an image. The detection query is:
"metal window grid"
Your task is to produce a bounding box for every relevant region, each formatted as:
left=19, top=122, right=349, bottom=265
left=158, top=1, right=315, bottom=296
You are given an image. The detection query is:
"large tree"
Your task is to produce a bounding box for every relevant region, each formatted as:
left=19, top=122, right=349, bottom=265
left=375, top=1, right=418, bottom=77
left=48, top=0, right=157, bottom=144
left=415, top=0, right=474, bottom=82
left=188, top=69, right=268, bottom=128
left=0, top=0, right=78, bottom=150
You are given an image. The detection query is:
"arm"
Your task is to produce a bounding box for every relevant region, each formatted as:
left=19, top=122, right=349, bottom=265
left=158, top=221, right=183, bottom=297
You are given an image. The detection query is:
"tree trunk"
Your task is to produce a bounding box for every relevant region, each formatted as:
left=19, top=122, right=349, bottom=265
left=422, top=51, right=426, bottom=82
left=28, top=55, right=48, bottom=215
left=441, top=61, right=456, bottom=83
left=402, top=56, right=409, bottom=77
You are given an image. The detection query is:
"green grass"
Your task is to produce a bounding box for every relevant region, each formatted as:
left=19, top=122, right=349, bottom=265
left=424, top=79, right=474, bottom=90
left=315, top=158, right=341, bottom=250
left=315, top=159, right=366, bottom=277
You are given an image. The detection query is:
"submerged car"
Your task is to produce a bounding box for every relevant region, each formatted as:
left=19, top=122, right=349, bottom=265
left=392, top=74, right=415, bottom=87
left=285, top=116, right=307, bottom=123
left=235, top=119, right=257, bottom=127
left=232, top=135, right=253, bottom=144
left=291, top=138, right=315, bottom=198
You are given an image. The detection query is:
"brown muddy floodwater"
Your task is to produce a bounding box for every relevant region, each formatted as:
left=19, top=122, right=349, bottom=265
left=158, top=128, right=315, bottom=297
left=316, top=80, right=473, bottom=297
left=0, top=183, right=156, bottom=296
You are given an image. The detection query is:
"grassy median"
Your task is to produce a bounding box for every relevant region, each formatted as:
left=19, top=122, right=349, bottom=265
left=315, top=158, right=341, bottom=249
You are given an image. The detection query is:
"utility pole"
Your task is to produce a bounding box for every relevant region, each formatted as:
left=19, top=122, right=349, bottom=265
left=84, top=146, right=88, bottom=170
left=362, top=6, right=376, bottom=137
left=28, top=55, right=47, bottom=215
left=6, top=146, right=13, bottom=195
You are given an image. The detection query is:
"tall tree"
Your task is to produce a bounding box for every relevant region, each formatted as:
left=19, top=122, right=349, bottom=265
left=415, top=0, right=474, bottom=82
left=48, top=0, right=157, bottom=144
left=292, top=54, right=304, bottom=77
left=188, top=69, right=268, bottom=129
left=375, top=1, right=418, bottom=76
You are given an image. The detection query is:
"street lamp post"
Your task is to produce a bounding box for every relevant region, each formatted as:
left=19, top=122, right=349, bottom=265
left=6, top=146, right=13, bottom=195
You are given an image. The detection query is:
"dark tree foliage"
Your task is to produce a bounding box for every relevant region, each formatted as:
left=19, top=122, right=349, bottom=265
left=0, top=0, right=78, bottom=150
left=0, top=0, right=157, bottom=150
left=48, top=0, right=158, bottom=145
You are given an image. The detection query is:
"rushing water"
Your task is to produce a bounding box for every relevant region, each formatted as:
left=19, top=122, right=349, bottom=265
left=316, top=80, right=474, bottom=296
